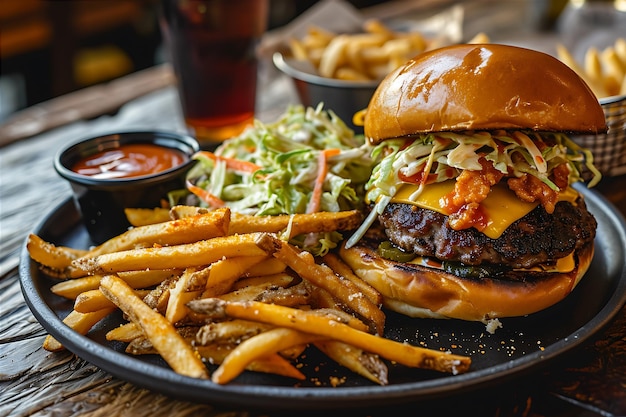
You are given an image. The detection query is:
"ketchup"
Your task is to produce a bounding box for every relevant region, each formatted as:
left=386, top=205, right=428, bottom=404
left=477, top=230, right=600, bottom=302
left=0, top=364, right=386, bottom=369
left=71, top=144, right=187, bottom=179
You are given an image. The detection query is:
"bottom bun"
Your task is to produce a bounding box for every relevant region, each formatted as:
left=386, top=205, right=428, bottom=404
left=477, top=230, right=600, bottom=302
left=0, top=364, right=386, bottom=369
left=339, top=238, right=594, bottom=323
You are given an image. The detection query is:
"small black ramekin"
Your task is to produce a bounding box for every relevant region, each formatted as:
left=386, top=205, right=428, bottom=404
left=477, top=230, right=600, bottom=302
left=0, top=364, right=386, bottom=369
left=54, top=130, right=199, bottom=244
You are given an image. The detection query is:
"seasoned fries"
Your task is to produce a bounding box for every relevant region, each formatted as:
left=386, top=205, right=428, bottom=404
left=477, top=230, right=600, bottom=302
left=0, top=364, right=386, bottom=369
left=73, top=233, right=268, bottom=275
left=124, top=207, right=170, bottom=226
left=229, top=209, right=362, bottom=237
left=288, top=19, right=488, bottom=82
left=74, top=288, right=150, bottom=313
left=212, top=327, right=324, bottom=384
left=187, top=298, right=471, bottom=375
left=315, top=340, right=388, bottom=385
left=43, top=307, right=116, bottom=352
left=28, top=205, right=472, bottom=385
left=557, top=38, right=626, bottom=98
left=254, top=233, right=386, bottom=335
left=27, top=234, right=88, bottom=276
left=99, top=275, right=209, bottom=379
left=289, top=19, right=427, bottom=81
left=87, top=207, right=230, bottom=257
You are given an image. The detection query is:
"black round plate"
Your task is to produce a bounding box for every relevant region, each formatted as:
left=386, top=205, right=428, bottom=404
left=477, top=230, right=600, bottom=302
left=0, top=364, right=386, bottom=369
left=19, top=186, right=626, bottom=411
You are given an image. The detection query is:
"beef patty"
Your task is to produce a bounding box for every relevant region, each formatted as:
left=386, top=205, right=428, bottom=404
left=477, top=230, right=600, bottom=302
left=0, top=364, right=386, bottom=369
left=378, top=197, right=597, bottom=268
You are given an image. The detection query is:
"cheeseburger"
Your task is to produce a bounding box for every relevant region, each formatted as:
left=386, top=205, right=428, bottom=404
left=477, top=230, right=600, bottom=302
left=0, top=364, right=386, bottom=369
left=340, top=44, right=605, bottom=329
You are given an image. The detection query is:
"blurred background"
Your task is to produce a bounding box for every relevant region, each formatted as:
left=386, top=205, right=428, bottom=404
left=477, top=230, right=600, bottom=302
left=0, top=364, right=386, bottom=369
left=0, top=0, right=392, bottom=122
left=4, top=0, right=623, bottom=124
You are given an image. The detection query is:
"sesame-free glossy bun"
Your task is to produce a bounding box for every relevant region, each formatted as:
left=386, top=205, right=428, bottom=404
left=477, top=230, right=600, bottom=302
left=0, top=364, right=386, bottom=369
left=338, top=238, right=594, bottom=322
left=364, top=44, right=607, bottom=144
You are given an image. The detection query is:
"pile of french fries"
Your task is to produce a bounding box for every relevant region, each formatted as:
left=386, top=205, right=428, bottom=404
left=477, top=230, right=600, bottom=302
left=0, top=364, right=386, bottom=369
left=288, top=18, right=488, bottom=82
left=28, top=205, right=471, bottom=385
left=557, top=38, right=626, bottom=98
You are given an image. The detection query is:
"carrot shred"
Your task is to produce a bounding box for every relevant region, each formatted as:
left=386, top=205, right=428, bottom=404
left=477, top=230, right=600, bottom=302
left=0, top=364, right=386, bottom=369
left=195, top=151, right=261, bottom=173
left=186, top=180, right=225, bottom=208
left=306, top=149, right=341, bottom=213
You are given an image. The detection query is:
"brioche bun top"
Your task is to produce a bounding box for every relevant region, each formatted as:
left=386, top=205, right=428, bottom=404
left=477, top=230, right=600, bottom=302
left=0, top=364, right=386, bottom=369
left=364, top=44, right=607, bottom=145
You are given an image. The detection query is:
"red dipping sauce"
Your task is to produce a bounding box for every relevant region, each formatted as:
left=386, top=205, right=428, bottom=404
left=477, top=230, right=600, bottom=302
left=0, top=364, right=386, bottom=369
left=72, top=144, right=187, bottom=179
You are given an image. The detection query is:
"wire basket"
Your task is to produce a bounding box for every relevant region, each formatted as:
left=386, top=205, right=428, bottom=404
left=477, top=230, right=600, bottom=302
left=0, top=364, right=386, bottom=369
left=571, top=94, right=626, bottom=177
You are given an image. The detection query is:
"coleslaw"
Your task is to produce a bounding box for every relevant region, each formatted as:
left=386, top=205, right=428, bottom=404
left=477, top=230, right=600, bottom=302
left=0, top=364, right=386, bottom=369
left=170, top=104, right=374, bottom=255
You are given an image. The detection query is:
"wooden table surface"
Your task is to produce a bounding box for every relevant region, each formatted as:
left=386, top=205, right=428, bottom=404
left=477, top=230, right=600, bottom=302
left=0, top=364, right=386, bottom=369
left=1, top=3, right=626, bottom=415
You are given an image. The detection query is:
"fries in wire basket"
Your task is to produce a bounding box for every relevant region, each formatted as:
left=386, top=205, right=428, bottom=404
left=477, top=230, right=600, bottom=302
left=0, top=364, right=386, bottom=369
left=27, top=206, right=471, bottom=385
left=556, top=38, right=626, bottom=99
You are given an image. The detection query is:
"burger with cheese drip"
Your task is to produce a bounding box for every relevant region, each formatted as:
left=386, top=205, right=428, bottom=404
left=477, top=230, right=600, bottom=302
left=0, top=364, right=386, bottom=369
left=339, top=44, right=605, bottom=330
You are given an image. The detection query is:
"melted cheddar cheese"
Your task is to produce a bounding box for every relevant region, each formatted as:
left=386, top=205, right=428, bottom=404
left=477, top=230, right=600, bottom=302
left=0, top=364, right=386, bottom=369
left=392, top=180, right=579, bottom=239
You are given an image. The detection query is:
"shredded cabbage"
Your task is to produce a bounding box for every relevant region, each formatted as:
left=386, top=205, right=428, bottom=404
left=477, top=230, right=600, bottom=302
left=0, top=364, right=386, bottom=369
left=172, top=104, right=374, bottom=256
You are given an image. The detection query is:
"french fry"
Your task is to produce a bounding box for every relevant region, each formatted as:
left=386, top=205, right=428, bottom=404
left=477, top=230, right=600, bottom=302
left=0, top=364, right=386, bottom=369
left=242, top=256, right=286, bottom=278
left=27, top=234, right=88, bottom=273
left=556, top=43, right=608, bottom=97
left=169, top=205, right=210, bottom=220
left=306, top=280, right=341, bottom=310
left=229, top=209, right=362, bottom=237
left=251, top=280, right=311, bottom=307
left=335, top=67, right=372, bottom=82
left=195, top=344, right=306, bottom=380
left=43, top=307, right=116, bottom=351
left=85, top=208, right=231, bottom=257
left=315, top=340, right=388, bottom=385
left=615, top=38, right=626, bottom=64
left=304, top=25, right=336, bottom=49
left=362, top=19, right=394, bottom=38
left=255, top=233, right=386, bottom=335
left=99, top=275, right=209, bottom=379
left=187, top=298, right=471, bottom=375
left=124, top=207, right=170, bottom=226
left=201, top=255, right=268, bottom=298
left=213, top=327, right=325, bottom=384
left=219, top=274, right=297, bottom=303
left=73, top=233, right=268, bottom=275
left=74, top=288, right=150, bottom=313
left=318, top=34, right=350, bottom=78
left=230, top=273, right=297, bottom=291
left=195, top=319, right=272, bottom=346
left=467, top=32, right=489, bottom=44
left=125, top=335, right=156, bottom=355
left=309, top=307, right=370, bottom=333
left=165, top=268, right=204, bottom=324
left=584, top=47, right=604, bottom=86
left=601, top=47, right=625, bottom=96
left=142, top=275, right=180, bottom=314
left=557, top=38, right=626, bottom=98
left=51, top=275, right=103, bottom=299
left=118, top=269, right=183, bottom=289
left=288, top=37, right=309, bottom=61
left=50, top=269, right=181, bottom=300
left=321, top=253, right=382, bottom=305
left=106, top=322, right=143, bottom=342
left=125, top=326, right=199, bottom=355
left=383, top=38, right=412, bottom=69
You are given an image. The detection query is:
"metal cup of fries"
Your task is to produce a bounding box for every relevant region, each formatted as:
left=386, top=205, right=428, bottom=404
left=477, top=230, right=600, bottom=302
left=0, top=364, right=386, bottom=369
left=273, top=18, right=434, bottom=133
left=272, top=10, right=483, bottom=133
left=273, top=51, right=379, bottom=132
